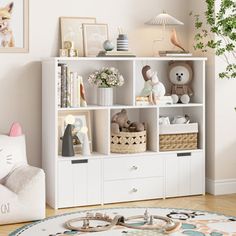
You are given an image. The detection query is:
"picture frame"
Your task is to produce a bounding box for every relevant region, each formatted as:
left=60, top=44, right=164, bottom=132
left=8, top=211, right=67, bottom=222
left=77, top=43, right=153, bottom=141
left=58, top=112, right=92, bottom=155
left=83, top=23, right=109, bottom=57
left=0, top=0, right=29, bottom=53
left=60, top=17, right=96, bottom=57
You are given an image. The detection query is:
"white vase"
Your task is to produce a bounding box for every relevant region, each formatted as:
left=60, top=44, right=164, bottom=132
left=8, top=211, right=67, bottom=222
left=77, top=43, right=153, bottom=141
left=97, top=87, right=113, bottom=106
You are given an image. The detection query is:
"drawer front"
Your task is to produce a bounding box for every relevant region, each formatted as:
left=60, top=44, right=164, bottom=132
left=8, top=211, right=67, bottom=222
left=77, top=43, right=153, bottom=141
left=104, top=177, right=163, bottom=204
left=104, top=156, right=163, bottom=181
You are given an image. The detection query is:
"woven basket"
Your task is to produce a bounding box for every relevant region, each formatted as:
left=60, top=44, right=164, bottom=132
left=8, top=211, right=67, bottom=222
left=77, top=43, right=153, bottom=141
left=160, top=133, right=198, bottom=151
left=111, top=131, right=147, bottom=154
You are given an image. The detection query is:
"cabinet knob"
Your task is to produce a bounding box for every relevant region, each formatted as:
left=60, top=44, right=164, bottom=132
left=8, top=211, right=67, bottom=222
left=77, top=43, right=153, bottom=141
left=132, top=188, right=138, bottom=193
left=132, top=166, right=138, bottom=170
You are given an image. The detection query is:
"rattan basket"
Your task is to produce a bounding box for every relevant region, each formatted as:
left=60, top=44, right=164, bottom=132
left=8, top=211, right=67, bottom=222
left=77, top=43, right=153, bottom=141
left=111, top=131, right=147, bottom=153
left=159, top=133, right=198, bottom=151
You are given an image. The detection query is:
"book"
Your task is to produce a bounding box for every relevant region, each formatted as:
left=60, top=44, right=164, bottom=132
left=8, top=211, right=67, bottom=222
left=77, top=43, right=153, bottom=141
left=97, top=51, right=136, bottom=57
left=57, top=64, right=82, bottom=108
left=58, top=63, right=68, bottom=108
left=57, top=65, right=61, bottom=108
left=159, top=50, right=192, bottom=57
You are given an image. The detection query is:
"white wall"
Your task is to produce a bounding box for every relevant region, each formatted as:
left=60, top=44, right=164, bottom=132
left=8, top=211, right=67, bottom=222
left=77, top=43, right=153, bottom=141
left=188, top=0, right=216, bottom=180
left=0, top=0, right=190, bottom=167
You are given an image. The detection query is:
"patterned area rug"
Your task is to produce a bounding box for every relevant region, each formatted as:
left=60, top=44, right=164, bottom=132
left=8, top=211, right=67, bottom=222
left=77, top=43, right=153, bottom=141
left=10, top=207, right=236, bottom=236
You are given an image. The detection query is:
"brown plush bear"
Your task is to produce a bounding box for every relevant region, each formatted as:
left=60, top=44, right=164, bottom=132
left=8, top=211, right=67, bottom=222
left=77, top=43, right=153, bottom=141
left=168, top=62, right=193, bottom=104
left=111, top=109, right=131, bottom=134
left=128, top=122, right=145, bottom=132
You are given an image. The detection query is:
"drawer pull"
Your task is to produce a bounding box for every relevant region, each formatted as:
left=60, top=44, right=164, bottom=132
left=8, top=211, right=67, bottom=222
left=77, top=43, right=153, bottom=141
left=71, top=160, right=88, bottom=164
left=177, top=153, right=192, bottom=157
left=132, top=188, right=138, bottom=193
left=132, top=166, right=138, bottom=170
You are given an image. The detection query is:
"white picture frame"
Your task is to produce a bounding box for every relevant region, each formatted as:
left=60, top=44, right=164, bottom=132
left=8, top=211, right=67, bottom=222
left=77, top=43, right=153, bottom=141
left=58, top=111, right=92, bottom=155
left=60, top=17, right=96, bottom=57
left=83, top=23, right=109, bottom=57
left=0, top=0, right=29, bottom=53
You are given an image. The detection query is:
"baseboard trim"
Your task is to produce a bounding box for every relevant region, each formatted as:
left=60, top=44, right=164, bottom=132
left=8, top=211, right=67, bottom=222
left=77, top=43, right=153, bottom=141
left=206, top=178, right=236, bottom=195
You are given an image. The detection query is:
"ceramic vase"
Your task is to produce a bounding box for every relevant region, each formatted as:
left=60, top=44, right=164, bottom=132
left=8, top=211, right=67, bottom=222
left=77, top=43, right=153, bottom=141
left=97, top=87, right=113, bottom=106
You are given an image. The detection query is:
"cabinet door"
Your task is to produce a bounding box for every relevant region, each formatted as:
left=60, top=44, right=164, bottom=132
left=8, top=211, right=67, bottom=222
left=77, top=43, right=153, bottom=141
left=58, top=161, right=74, bottom=208
left=58, top=159, right=102, bottom=208
left=178, top=155, right=190, bottom=196
left=165, top=155, right=179, bottom=197
left=87, top=159, right=101, bottom=205
left=190, top=152, right=204, bottom=195
left=72, top=160, right=87, bottom=206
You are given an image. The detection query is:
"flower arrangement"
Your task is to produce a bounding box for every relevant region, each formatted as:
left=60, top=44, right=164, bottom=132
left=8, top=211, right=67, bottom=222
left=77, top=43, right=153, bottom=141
left=88, top=67, right=124, bottom=88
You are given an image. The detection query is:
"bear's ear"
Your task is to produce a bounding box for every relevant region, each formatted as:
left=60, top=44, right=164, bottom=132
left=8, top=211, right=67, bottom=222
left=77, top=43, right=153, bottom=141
left=9, top=122, right=23, bottom=137
left=5, top=2, right=14, bottom=14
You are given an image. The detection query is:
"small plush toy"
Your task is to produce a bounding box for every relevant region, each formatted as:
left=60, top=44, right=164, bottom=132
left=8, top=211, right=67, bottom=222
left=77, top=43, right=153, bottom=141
left=111, top=109, right=131, bottom=134
left=128, top=122, right=145, bottom=132
left=168, top=62, right=193, bottom=104
left=141, top=65, right=166, bottom=105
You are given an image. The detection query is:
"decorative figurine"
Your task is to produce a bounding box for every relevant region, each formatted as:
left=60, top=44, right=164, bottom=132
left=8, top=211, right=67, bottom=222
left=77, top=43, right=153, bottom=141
left=103, top=40, right=115, bottom=51
left=81, top=127, right=91, bottom=156
left=62, top=124, right=75, bottom=157
left=141, top=65, right=166, bottom=105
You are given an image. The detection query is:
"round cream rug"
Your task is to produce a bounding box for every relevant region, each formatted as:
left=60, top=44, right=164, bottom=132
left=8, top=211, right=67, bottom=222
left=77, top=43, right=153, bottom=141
left=10, top=207, right=236, bottom=236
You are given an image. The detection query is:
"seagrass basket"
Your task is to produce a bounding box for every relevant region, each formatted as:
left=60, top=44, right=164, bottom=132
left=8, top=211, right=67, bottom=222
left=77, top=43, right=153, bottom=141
left=159, top=123, right=198, bottom=151
left=111, top=131, right=147, bottom=153
left=159, top=133, right=198, bottom=151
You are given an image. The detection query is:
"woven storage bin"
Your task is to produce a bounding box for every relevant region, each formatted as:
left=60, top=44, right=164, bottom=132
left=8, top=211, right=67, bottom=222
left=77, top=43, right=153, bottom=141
left=111, top=131, right=147, bottom=153
left=160, top=133, right=198, bottom=151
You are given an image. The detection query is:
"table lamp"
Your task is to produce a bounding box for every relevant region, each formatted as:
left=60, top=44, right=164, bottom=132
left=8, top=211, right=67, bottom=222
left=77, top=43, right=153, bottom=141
left=145, top=12, right=186, bottom=55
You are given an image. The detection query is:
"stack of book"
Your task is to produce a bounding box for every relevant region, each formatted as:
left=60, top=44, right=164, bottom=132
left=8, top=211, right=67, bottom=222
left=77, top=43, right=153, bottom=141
left=159, top=51, right=192, bottom=57
left=136, top=96, right=173, bottom=106
left=58, top=63, right=83, bottom=108
left=97, top=50, right=136, bottom=57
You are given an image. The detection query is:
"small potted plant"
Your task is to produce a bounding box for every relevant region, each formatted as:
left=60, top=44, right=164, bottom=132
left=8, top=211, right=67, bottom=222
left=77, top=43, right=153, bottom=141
left=88, top=67, right=124, bottom=106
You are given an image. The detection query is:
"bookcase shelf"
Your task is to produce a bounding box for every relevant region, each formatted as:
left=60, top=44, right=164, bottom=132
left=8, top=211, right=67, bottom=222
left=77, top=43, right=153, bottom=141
left=42, top=57, right=206, bottom=209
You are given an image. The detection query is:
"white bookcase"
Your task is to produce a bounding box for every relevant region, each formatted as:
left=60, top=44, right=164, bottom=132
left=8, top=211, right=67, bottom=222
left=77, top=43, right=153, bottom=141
left=42, top=57, right=206, bottom=209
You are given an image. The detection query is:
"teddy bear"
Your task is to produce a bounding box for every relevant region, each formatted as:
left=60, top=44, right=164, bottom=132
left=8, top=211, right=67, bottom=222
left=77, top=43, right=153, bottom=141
left=111, top=109, right=146, bottom=134
left=111, top=109, right=131, bottom=134
left=168, top=62, right=193, bottom=104
left=128, top=122, right=145, bottom=132
left=140, top=65, right=166, bottom=105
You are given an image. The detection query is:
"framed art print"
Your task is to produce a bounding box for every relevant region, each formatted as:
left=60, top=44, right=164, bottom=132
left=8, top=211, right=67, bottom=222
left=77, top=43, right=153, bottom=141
left=58, top=112, right=92, bottom=155
left=83, top=23, right=108, bottom=57
left=0, top=0, right=29, bottom=53
left=60, top=17, right=96, bottom=57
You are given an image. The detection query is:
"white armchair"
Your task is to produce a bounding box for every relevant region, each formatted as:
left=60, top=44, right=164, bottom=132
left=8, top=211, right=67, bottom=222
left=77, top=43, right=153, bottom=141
left=0, top=123, right=45, bottom=225
left=0, top=165, right=45, bottom=225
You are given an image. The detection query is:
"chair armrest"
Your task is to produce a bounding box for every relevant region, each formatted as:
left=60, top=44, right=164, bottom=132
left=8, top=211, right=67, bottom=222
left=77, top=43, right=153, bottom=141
left=5, top=165, right=45, bottom=194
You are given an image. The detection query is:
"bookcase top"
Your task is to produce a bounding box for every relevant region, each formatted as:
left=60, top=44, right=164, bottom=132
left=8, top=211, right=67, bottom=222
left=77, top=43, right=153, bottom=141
left=43, top=56, right=208, bottom=62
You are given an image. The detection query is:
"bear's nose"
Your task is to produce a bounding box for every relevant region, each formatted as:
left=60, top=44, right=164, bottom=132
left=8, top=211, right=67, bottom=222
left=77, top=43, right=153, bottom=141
left=177, top=76, right=182, bottom=81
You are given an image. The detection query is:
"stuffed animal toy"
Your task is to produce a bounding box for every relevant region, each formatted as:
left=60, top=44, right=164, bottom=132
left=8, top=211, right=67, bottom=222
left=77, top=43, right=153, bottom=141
left=168, top=62, right=193, bottom=104
left=141, top=65, right=166, bottom=105
left=111, top=109, right=131, bottom=134
left=111, top=109, right=146, bottom=134
left=128, top=122, right=145, bottom=132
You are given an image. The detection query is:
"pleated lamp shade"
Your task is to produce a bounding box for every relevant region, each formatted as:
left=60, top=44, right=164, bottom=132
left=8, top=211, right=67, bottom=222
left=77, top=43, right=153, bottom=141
left=145, top=12, right=184, bottom=26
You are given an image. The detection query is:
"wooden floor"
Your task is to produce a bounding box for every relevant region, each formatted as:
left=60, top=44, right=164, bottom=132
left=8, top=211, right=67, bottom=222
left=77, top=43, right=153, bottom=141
left=1, top=194, right=236, bottom=235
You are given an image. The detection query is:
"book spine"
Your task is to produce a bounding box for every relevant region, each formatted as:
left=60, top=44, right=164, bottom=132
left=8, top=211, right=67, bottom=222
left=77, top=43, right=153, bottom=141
left=60, top=64, right=67, bottom=108
left=57, top=65, right=61, bottom=108
left=67, top=72, right=73, bottom=108
left=72, top=72, right=79, bottom=108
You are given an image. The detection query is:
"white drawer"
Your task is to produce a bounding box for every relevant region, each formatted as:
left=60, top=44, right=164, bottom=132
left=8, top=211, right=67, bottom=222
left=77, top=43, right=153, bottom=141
left=104, top=177, right=163, bottom=204
left=104, top=156, right=163, bottom=181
